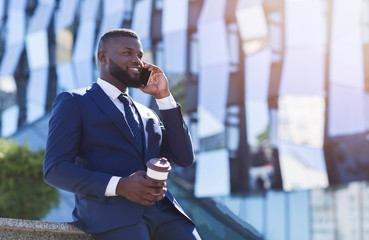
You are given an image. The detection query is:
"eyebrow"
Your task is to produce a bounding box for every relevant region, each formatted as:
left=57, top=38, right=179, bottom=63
left=121, top=47, right=143, bottom=54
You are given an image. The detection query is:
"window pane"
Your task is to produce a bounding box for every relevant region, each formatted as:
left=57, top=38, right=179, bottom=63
left=6, top=10, right=26, bottom=45
left=279, top=143, right=328, bottom=191
left=198, top=65, right=229, bottom=138
left=104, top=0, right=125, bottom=15
left=57, top=62, right=77, bottom=92
left=198, top=0, right=227, bottom=22
left=279, top=47, right=325, bottom=96
left=288, top=191, right=310, bottom=240
left=56, top=28, right=74, bottom=64
left=328, top=84, right=367, bottom=136
left=129, top=88, right=152, bottom=107
left=73, top=21, right=96, bottom=62
left=131, top=0, right=153, bottom=48
left=278, top=95, right=325, bottom=147
left=246, top=100, right=269, bottom=147
left=162, top=0, right=188, bottom=33
left=195, top=148, right=230, bottom=197
left=198, top=19, right=229, bottom=66
left=55, top=0, right=78, bottom=31
left=1, top=105, right=19, bottom=138
left=245, top=49, right=271, bottom=101
left=27, top=68, right=48, bottom=123
left=26, top=30, right=49, bottom=70
left=239, top=197, right=264, bottom=234
left=0, top=44, right=24, bottom=76
left=163, top=30, right=187, bottom=74
left=265, top=191, right=287, bottom=240
left=285, top=0, right=327, bottom=47
left=236, top=4, right=268, bottom=55
left=73, top=61, right=94, bottom=88
left=27, top=4, right=54, bottom=32
left=80, top=0, right=100, bottom=21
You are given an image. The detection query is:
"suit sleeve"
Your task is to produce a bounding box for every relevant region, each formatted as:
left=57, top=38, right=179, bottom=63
left=159, top=104, right=195, bottom=167
left=43, top=92, right=111, bottom=202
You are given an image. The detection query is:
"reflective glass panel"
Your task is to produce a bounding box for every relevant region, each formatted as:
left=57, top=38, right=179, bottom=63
left=239, top=197, right=264, bottom=234
left=198, top=64, right=229, bottom=138
left=1, top=105, right=19, bottom=138
left=163, top=30, right=187, bottom=74
left=57, top=62, right=77, bottom=92
left=73, top=21, right=96, bottom=62
left=80, top=0, right=100, bottom=21
left=55, top=0, right=78, bottom=31
left=279, top=47, right=325, bottom=96
left=132, top=0, right=153, bottom=46
left=278, top=95, right=325, bottom=147
left=7, top=9, right=26, bottom=45
left=129, top=88, right=151, bottom=107
left=0, top=45, right=24, bottom=76
left=194, top=148, right=230, bottom=197
left=162, top=0, right=188, bottom=33
left=9, top=0, right=27, bottom=10
left=288, top=191, right=310, bottom=240
left=265, top=191, right=287, bottom=240
left=328, top=84, right=367, bottom=136
left=236, top=4, right=268, bottom=55
left=27, top=4, right=54, bottom=32
left=73, top=61, right=94, bottom=88
left=56, top=28, right=74, bottom=64
left=0, top=76, right=17, bottom=94
left=246, top=100, right=269, bottom=147
left=95, top=12, right=125, bottom=52
left=245, top=49, right=271, bottom=101
left=330, top=27, right=364, bottom=88
left=198, top=0, right=226, bottom=22
left=26, top=30, right=49, bottom=70
left=26, top=68, right=48, bottom=123
left=278, top=143, right=328, bottom=191
left=285, top=0, right=327, bottom=47
left=198, top=19, right=229, bottom=66
left=104, top=0, right=125, bottom=15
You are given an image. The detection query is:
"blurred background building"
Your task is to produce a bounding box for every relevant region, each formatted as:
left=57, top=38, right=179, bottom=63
left=1, top=0, right=369, bottom=239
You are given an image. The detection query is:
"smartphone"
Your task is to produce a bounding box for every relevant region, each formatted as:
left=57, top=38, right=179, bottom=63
left=139, top=68, right=152, bottom=86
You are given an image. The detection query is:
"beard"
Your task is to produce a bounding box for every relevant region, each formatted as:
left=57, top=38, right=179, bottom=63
left=109, top=58, right=141, bottom=88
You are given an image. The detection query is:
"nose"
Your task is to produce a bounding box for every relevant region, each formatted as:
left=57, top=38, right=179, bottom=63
left=131, top=54, right=141, bottom=64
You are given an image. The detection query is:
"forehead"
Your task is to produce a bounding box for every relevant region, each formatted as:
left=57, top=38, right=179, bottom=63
left=107, top=36, right=142, bottom=51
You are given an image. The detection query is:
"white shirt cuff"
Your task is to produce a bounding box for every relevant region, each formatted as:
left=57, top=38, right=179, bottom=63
left=155, top=94, right=177, bottom=110
left=105, top=176, right=121, bottom=197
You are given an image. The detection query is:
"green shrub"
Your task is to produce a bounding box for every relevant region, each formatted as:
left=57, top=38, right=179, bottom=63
left=0, top=139, right=59, bottom=220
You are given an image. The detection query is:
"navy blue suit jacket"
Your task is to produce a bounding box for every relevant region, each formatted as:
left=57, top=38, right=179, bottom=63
left=43, top=83, right=194, bottom=233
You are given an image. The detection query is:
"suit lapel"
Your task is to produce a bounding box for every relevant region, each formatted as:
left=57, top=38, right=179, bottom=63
left=86, top=83, right=143, bottom=155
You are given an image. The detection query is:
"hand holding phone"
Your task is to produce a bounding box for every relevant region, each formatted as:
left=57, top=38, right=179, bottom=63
left=139, top=67, right=152, bottom=86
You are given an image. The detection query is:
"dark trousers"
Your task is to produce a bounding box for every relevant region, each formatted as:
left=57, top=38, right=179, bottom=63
left=92, top=197, right=202, bottom=240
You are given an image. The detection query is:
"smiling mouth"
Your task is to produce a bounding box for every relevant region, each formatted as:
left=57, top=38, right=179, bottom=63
left=128, top=67, right=140, bottom=74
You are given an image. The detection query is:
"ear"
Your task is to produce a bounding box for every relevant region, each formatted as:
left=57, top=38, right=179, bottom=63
left=98, top=51, right=107, bottom=64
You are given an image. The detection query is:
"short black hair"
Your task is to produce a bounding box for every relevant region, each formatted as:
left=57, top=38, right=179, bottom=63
left=98, top=28, right=140, bottom=52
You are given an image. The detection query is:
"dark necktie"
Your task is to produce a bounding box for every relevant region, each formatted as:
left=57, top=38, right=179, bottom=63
left=118, top=94, right=143, bottom=153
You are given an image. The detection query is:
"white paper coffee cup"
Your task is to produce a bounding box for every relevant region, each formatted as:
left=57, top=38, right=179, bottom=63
left=146, top=157, right=171, bottom=181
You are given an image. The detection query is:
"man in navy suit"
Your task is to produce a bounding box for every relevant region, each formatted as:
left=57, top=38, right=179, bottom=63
left=44, top=28, right=201, bottom=240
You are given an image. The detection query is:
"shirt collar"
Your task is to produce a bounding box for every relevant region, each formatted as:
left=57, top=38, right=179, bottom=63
left=97, top=78, right=129, bottom=100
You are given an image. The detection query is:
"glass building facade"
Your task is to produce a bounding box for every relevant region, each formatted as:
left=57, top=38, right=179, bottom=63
left=1, top=0, right=369, bottom=239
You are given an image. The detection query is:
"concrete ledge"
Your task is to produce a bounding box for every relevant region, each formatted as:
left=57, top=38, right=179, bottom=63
left=0, top=218, right=93, bottom=240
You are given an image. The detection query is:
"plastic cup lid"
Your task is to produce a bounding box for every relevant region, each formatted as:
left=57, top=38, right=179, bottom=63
left=146, top=158, right=171, bottom=172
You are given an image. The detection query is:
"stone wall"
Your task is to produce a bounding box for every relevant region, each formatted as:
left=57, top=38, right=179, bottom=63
left=0, top=218, right=93, bottom=240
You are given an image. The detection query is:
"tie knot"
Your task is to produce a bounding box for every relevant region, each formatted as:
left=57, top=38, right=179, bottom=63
left=118, top=94, right=130, bottom=106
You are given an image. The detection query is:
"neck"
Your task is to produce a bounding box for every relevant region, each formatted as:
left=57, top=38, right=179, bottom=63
left=100, top=74, right=128, bottom=93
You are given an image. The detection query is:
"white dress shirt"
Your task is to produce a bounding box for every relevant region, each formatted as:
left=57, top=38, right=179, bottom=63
left=96, top=78, right=177, bottom=196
